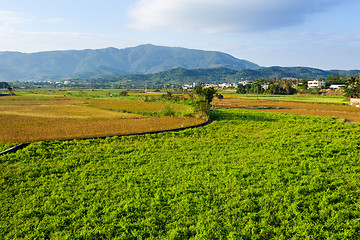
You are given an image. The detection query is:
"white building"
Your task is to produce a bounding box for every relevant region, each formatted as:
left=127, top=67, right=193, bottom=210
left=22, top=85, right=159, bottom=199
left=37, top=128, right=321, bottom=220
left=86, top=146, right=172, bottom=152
left=329, top=84, right=344, bottom=89
left=308, top=80, right=326, bottom=89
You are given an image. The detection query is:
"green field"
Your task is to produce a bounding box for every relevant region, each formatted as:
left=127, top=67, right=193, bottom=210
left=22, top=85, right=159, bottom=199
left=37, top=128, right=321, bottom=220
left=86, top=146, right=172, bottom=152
left=0, top=143, right=17, bottom=153
left=1, top=109, right=360, bottom=239
left=224, top=93, right=348, bottom=105
left=14, top=88, right=164, bottom=101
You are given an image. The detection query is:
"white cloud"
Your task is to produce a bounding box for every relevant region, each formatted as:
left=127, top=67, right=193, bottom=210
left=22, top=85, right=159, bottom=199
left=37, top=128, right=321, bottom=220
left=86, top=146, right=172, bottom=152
left=129, top=0, right=353, bottom=33
left=0, top=10, right=134, bottom=52
left=0, top=10, right=29, bottom=33
left=0, top=30, right=135, bottom=52
left=0, top=10, right=28, bottom=25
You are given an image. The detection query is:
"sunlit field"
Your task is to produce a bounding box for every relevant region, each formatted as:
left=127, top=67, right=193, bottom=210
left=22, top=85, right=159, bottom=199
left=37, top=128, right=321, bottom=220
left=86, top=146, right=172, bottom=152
left=223, top=93, right=348, bottom=105
left=213, top=97, right=360, bottom=123
left=0, top=90, right=202, bottom=143
left=1, top=109, right=360, bottom=239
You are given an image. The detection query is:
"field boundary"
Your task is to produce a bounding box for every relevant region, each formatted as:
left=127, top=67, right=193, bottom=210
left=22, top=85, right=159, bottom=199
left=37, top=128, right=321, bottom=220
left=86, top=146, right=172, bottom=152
left=0, top=119, right=210, bottom=156
left=0, top=143, right=31, bottom=156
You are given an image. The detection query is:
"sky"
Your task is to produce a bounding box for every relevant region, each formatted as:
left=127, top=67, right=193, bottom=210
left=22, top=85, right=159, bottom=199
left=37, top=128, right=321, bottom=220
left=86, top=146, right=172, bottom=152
left=0, top=0, right=359, bottom=70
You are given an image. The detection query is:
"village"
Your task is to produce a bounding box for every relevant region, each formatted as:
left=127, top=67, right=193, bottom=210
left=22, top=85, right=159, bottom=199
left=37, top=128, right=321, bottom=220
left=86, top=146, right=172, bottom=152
left=183, top=79, right=344, bottom=90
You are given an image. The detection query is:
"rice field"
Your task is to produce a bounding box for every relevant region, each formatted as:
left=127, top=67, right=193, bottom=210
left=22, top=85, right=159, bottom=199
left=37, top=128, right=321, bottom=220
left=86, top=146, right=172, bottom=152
left=0, top=92, right=203, bottom=143
left=213, top=97, right=360, bottom=123
left=223, top=93, right=348, bottom=105
left=86, top=98, right=188, bottom=114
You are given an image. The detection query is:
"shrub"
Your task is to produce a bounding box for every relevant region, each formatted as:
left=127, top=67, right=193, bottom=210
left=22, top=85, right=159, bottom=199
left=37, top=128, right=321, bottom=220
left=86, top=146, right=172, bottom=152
left=160, top=105, right=176, bottom=116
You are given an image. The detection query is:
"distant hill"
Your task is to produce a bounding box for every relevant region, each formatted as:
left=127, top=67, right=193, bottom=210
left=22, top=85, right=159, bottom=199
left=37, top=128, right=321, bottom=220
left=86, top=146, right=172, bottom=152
left=95, top=67, right=360, bottom=87
left=234, top=66, right=334, bottom=79
left=0, top=44, right=259, bottom=81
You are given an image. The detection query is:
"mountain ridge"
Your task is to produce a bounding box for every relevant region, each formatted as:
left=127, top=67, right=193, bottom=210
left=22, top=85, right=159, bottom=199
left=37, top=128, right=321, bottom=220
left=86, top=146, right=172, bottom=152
left=0, top=44, right=259, bottom=81
left=95, top=66, right=360, bottom=87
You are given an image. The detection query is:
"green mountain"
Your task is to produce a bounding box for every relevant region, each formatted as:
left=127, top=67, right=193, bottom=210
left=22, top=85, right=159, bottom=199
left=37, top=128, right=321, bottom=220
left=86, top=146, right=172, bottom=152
left=0, top=44, right=259, bottom=81
left=96, top=67, right=360, bottom=87
left=234, top=66, right=332, bottom=79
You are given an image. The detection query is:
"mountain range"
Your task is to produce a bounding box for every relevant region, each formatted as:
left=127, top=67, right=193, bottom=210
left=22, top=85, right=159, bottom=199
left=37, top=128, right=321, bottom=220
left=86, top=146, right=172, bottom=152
left=0, top=44, right=359, bottom=83
left=94, top=67, right=360, bottom=87
left=0, top=44, right=259, bottom=81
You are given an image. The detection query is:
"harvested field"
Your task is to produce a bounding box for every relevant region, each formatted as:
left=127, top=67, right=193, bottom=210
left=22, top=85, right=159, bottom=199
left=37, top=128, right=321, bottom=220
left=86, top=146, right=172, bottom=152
left=86, top=98, right=187, bottom=113
left=0, top=94, right=202, bottom=143
left=0, top=115, right=203, bottom=143
left=213, top=98, right=360, bottom=123
left=222, top=93, right=347, bottom=104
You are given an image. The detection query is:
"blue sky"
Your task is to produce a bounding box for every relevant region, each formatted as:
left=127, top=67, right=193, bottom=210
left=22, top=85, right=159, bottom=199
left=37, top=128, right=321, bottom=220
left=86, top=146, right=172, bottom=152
left=0, top=0, right=359, bottom=70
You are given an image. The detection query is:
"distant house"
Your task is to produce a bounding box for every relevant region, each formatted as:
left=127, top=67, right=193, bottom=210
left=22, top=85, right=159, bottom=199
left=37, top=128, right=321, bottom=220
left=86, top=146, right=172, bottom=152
left=238, top=81, right=251, bottom=86
left=349, top=98, right=360, bottom=107
left=308, top=80, right=326, bottom=89
left=218, top=83, right=236, bottom=88
left=261, top=84, right=269, bottom=90
left=182, top=83, right=197, bottom=89
left=330, top=84, right=344, bottom=89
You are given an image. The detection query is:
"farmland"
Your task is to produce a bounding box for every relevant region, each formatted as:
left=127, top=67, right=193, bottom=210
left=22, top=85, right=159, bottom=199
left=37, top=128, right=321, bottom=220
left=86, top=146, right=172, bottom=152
left=221, top=93, right=347, bottom=105
left=1, top=107, right=360, bottom=239
left=213, top=96, right=360, bottom=123
left=0, top=90, right=202, bottom=143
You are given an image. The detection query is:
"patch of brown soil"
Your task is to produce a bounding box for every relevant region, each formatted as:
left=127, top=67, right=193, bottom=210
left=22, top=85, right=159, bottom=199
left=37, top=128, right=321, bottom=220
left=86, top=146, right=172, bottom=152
left=213, top=98, right=360, bottom=123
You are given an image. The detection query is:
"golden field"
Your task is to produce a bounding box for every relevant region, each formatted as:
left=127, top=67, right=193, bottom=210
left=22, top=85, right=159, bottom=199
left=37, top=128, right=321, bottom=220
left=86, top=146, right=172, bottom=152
left=0, top=93, right=203, bottom=143
left=86, top=98, right=187, bottom=113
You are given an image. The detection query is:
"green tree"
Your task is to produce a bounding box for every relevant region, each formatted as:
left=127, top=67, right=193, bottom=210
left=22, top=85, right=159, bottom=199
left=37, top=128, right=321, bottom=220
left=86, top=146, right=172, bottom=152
left=251, top=82, right=263, bottom=94
left=268, top=84, right=284, bottom=95
left=298, top=79, right=309, bottom=91
left=7, top=86, right=14, bottom=95
left=193, top=85, right=217, bottom=104
left=236, top=84, right=246, bottom=94
left=162, top=91, right=173, bottom=100
left=0, top=82, right=10, bottom=89
left=344, top=76, right=360, bottom=98
left=282, top=79, right=297, bottom=95
left=244, top=83, right=252, bottom=93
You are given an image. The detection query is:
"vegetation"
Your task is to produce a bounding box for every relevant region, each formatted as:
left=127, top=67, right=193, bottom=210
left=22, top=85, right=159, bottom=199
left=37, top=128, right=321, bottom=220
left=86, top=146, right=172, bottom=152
left=0, top=90, right=204, bottom=143
left=344, top=76, right=360, bottom=98
left=0, top=82, right=10, bottom=89
left=0, top=44, right=258, bottom=81
left=193, top=85, right=217, bottom=104
left=227, top=93, right=348, bottom=105
left=68, top=67, right=360, bottom=88
left=213, top=97, right=360, bottom=123
left=1, top=109, right=360, bottom=239
left=0, top=142, right=17, bottom=153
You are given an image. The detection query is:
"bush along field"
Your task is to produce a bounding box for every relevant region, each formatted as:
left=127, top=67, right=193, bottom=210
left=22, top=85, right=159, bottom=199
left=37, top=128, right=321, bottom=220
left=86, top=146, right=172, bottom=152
left=1, top=109, right=360, bottom=239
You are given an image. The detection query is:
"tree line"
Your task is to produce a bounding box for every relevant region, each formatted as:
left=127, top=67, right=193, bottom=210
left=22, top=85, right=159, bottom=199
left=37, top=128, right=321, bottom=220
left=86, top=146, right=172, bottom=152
left=235, top=75, right=360, bottom=97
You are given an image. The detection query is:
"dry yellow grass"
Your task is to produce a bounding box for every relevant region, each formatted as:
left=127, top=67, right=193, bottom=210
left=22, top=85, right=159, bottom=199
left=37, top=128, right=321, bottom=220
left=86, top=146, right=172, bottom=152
left=0, top=104, right=141, bottom=119
left=0, top=95, right=203, bottom=143
left=87, top=98, right=186, bottom=113
left=0, top=115, right=203, bottom=143
left=213, top=98, right=360, bottom=123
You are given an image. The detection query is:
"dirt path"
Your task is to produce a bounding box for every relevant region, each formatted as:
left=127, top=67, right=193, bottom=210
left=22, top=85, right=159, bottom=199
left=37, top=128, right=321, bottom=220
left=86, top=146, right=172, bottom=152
left=213, top=98, right=360, bottom=123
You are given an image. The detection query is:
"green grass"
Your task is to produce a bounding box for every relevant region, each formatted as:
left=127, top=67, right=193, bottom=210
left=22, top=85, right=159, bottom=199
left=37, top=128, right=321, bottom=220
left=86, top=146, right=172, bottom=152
left=225, top=93, right=348, bottom=105
left=0, top=143, right=17, bottom=153
left=1, top=109, right=360, bottom=239
left=14, top=89, right=144, bottom=101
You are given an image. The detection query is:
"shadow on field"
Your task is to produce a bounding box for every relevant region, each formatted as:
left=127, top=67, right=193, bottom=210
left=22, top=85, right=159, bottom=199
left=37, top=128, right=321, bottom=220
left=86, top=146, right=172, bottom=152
left=210, top=109, right=278, bottom=122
